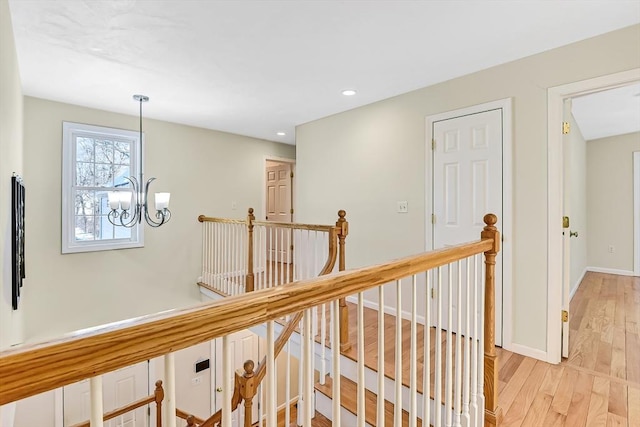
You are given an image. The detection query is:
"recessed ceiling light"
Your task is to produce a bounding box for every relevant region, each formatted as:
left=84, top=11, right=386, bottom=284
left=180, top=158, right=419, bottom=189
left=276, top=131, right=286, bottom=136
left=341, top=89, right=357, bottom=96
left=89, top=47, right=103, bottom=52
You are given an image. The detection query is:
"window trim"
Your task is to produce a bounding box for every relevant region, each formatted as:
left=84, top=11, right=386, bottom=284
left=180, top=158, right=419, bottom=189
left=62, top=121, right=145, bottom=254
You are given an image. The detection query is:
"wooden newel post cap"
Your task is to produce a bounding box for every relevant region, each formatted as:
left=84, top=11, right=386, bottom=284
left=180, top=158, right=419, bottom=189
left=483, top=213, right=497, bottom=228
left=336, top=210, right=348, bottom=237
left=243, top=360, right=255, bottom=377
left=155, top=379, right=163, bottom=388
left=248, top=207, right=254, bottom=215
left=337, top=210, right=346, bottom=221
left=197, top=215, right=205, bottom=222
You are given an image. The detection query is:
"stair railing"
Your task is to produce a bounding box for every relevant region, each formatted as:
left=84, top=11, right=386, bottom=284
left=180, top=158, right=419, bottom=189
left=0, top=214, right=500, bottom=427
left=68, top=380, right=164, bottom=427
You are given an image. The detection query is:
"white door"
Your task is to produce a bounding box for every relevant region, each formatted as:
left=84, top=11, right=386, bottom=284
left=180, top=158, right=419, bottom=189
left=265, top=163, right=292, bottom=262
left=561, top=99, right=572, bottom=358
left=63, top=362, right=149, bottom=427
left=214, top=330, right=260, bottom=427
left=432, top=109, right=503, bottom=346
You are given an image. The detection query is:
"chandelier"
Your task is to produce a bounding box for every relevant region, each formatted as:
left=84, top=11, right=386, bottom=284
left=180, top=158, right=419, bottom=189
left=107, top=95, right=171, bottom=228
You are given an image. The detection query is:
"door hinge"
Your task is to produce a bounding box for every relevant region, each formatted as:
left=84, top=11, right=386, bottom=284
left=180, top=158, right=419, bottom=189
left=290, top=208, right=294, bottom=214
left=431, top=288, right=435, bottom=299
left=563, top=216, right=570, bottom=229
left=562, top=122, right=571, bottom=134
left=562, top=310, right=569, bottom=322
left=147, top=407, right=150, bottom=416
left=432, top=139, right=436, bottom=150
left=290, top=244, right=294, bottom=251
left=432, top=214, right=436, bottom=224
left=290, top=171, right=294, bottom=178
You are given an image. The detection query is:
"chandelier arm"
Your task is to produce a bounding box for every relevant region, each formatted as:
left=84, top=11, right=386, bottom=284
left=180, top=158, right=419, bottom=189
left=142, top=177, right=168, bottom=227
left=106, top=176, right=140, bottom=228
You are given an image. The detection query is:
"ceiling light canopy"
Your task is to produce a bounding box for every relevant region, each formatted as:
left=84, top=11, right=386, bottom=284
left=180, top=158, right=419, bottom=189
left=341, top=89, right=357, bottom=96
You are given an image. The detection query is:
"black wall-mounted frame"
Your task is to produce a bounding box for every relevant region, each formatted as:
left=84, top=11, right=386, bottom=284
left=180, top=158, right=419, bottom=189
left=12, top=175, right=25, bottom=310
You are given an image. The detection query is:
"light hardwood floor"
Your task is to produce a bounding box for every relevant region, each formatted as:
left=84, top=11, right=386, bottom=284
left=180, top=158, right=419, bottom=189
left=498, top=272, right=639, bottom=427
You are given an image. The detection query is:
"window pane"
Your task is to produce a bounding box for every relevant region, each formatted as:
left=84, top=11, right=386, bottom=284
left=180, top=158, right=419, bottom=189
left=75, top=215, right=95, bottom=241
left=94, top=139, right=115, bottom=164
left=98, top=215, right=132, bottom=240
left=114, top=140, right=131, bottom=165
left=95, top=164, right=114, bottom=187
left=74, top=190, right=95, bottom=216
left=76, top=137, right=94, bottom=162
left=95, top=191, right=109, bottom=216
left=113, top=165, right=131, bottom=188
left=76, top=162, right=94, bottom=187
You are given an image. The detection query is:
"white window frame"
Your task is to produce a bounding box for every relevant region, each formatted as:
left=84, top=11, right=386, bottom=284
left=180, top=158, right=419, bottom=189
left=62, top=121, right=144, bottom=253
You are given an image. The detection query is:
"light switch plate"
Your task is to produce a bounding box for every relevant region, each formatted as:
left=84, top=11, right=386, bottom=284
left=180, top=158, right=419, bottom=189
left=397, top=201, right=408, bottom=213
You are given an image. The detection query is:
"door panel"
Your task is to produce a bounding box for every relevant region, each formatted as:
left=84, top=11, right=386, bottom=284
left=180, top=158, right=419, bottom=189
left=432, top=109, right=503, bottom=346
left=265, top=163, right=292, bottom=263
left=63, top=362, right=149, bottom=427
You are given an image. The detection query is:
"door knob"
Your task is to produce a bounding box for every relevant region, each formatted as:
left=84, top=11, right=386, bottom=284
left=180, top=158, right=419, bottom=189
left=216, top=387, right=222, bottom=392
left=570, top=231, right=578, bottom=238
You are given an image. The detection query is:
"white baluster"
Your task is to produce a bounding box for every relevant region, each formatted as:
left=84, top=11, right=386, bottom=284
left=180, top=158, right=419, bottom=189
left=410, top=274, right=418, bottom=427
left=377, top=284, right=385, bottom=427
left=470, top=256, right=479, bottom=426
left=165, top=353, right=176, bottom=427
left=423, top=271, right=431, bottom=426
left=320, top=301, right=327, bottom=384
left=357, top=291, right=365, bottom=427
left=89, top=376, right=103, bottom=427
left=303, top=309, right=313, bottom=426
left=435, top=267, right=443, bottom=427
left=332, top=299, right=342, bottom=426
left=285, top=339, right=291, bottom=426
left=266, top=321, right=276, bottom=427
left=454, top=261, right=463, bottom=427
left=221, top=336, right=232, bottom=427
left=395, top=279, right=402, bottom=427
left=462, top=257, right=471, bottom=427
left=445, top=263, right=454, bottom=427
left=478, top=256, right=486, bottom=421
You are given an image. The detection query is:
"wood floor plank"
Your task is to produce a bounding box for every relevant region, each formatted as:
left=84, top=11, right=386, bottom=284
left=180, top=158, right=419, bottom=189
left=610, top=327, right=627, bottom=381
left=605, top=412, right=626, bottom=427
left=625, top=331, right=640, bottom=384
left=549, top=367, right=578, bottom=416
left=520, top=393, right=553, bottom=427
left=564, top=370, right=594, bottom=427
left=585, top=376, right=610, bottom=427
left=501, top=361, right=549, bottom=427
left=498, top=357, right=537, bottom=414
left=628, top=386, right=640, bottom=427
left=607, top=381, right=627, bottom=419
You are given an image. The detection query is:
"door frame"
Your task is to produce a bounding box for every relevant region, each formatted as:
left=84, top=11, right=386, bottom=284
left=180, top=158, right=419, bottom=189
left=546, top=68, right=640, bottom=364
left=262, top=156, right=295, bottom=223
left=635, top=151, right=640, bottom=276
left=425, top=97, right=513, bottom=352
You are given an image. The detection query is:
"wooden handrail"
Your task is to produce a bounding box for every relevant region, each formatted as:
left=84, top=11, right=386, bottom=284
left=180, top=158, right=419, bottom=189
left=197, top=215, right=246, bottom=224
left=69, top=380, right=164, bottom=427
left=0, top=238, right=492, bottom=405
left=176, top=408, right=205, bottom=425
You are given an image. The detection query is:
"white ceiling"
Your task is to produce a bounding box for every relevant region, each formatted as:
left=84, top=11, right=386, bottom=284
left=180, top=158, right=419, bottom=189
left=8, top=1, right=640, bottom=145
left=572, top=83, right=640, bottom=141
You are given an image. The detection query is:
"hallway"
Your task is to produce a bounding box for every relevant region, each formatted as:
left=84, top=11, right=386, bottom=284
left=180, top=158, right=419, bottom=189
left=498, top=272, right=639, bottom=426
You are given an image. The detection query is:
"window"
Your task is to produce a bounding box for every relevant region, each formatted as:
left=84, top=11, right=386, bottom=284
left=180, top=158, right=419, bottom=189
left=62, top=122, right=144, bottom=253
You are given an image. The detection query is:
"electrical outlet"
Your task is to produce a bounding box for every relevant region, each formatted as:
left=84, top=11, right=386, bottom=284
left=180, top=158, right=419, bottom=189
left=397, top=201, right=408, bottom=213
left=608, top=245, right=615, bottom=254
left=231, top=201, right=237, bottom=210
left=191, top=376, right=203, bottom=386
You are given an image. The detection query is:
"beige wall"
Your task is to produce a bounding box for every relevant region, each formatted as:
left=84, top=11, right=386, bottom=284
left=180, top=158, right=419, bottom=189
left=295, top=25, right=640, bottom=353
left=0, top=0, right=24, bottom=353
left=587, top=132, right=640, bottom=272
left=566, top=112, right=588, bottom=295
left=22, top=97, right=295, bottom=342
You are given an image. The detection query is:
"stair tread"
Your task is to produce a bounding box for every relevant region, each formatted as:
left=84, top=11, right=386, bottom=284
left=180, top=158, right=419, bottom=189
left=315, top=375, right=423, bottom=426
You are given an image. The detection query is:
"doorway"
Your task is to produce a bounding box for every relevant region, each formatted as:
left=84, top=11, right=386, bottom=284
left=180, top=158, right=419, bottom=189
left=426, top=98, right=513, bottom=349
left=264, top=158, right=295, bottom=266
left=546, top=68, right=640, bottom=363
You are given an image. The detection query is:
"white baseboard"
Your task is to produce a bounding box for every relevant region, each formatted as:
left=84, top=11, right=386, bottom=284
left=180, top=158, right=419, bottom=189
left=508, top=342, right=549, bottom=363
left=586, top=266, right=636, bottom=277
left=569, top=268, right=588, bottom=301
left=345, top=296, right=427, bottom=325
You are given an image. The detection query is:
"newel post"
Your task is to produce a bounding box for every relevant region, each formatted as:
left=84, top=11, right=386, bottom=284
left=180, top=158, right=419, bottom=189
left=237, top=360, right=258, bottom=427
left=336, top=210, right=351, bottom=352
left=246, top=208, right=256, bottom=292
left=154, top=380, right=164, bottom=427
left=481, top=213, right=502, bottom=427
